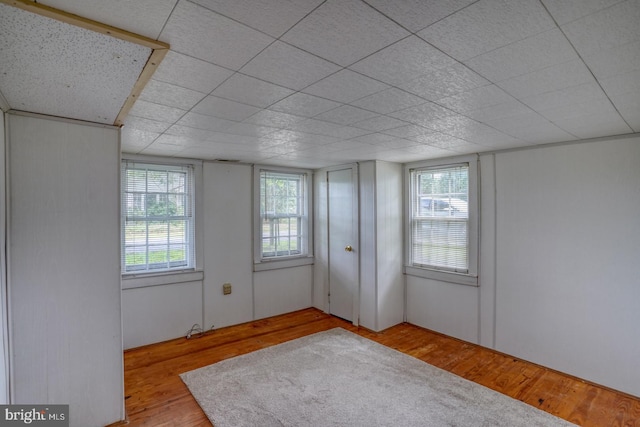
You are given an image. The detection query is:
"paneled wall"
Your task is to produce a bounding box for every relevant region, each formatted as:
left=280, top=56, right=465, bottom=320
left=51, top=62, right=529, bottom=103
left=358, top=161, right=404, bottom=331
left=491, top=137, right=640, bottom=397
left=122, top=161, right=314, bottom=348
left=7, top=113, right=123, bottom=426
left=406, top=134, right=640, bottom=397
left=0, top=112, right=7, bottom=404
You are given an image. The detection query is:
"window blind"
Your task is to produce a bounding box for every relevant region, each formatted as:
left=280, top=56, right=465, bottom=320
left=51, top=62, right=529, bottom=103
left=410, top=164, right=469, bottom=273
left=121, top=161, right=194, bottom=273
left=260, top=170, right=307, bottom=259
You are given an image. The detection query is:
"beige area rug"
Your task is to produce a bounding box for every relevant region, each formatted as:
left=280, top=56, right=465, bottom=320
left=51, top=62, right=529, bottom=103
left=181, top=328, right=575, bottom=426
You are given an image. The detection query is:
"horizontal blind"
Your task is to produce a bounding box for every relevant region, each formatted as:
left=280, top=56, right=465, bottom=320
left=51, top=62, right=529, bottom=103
left=121, top=161, right=194, bottom=273
left=410, top=164, right=469, bottom=273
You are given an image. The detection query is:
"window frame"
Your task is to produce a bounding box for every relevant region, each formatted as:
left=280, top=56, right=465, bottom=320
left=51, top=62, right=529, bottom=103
left=404, top=155, right=479, bottom=286
left=121, top=158, right=196, bottom=276
left=253, top=165, right=313, bottom=271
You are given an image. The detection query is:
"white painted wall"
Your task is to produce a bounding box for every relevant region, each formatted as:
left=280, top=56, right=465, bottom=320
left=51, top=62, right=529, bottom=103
left=254, top=266, right=312, bottom=320
left=406, top=276, right=479, bottom=342
left=374, top=161, right=404, bottom=331
left=492, top=137, right=640, bottom=397
left=7, top=113, right=123, bottom=426
left=0, top=112, right=7, bottom=404
left=122, top=281, right=203, bottom=349
left=203, top=162, right=254, bottom=329
left=406, top=134, right=640, bottom=397
left=358, top=161, right=404, bottom=331
left=121, top=161, right=315, bottom=349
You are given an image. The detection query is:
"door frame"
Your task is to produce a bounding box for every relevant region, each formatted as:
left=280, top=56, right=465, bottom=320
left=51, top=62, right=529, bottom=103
left=316, top=163, right=359, bottom=325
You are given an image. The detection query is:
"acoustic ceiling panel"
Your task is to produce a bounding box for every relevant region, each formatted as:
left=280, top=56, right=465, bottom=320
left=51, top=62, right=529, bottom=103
left=0, top=2, right=153, bottom=124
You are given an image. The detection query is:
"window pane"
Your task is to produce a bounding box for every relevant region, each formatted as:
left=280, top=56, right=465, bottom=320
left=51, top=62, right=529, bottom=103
left=122, top=162, right=194, bottom=273
left=147, top=170, right=168, bottom=192
left=126, top=170, right=146, bottom=192
left=411, top=164, right=469, bottom=273
left=259, top=170, right=307, bottom=259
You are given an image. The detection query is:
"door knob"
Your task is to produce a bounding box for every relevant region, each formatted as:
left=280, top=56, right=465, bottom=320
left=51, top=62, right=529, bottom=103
left=344, top=245, right=353, bottom=252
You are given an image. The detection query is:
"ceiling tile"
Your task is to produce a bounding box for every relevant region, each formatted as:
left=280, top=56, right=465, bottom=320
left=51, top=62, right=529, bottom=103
left=458, top=127, right=525, bottom=148
left=190, top=0, right=324, bottom=37
left=486, top=112, right=577, bottom=143
left=280, top=0, right=409, bottom=66
left=562, top=0, right=640, bottom=57
left=263, top=130, right=339, bottom=146
left=349, top=36, right=457, bottom=86
left=121, top=127, right=159, bottom=152
left=421, top=115, right=495, bottom=139
left=351, top=133, right=418, bottom=149
left=240, top=41, right=341, bottom=90
left=464, top=100, right=535, bottom=123
left=398, top=63, right=490, bottom=101
left=364, top=0, right=476, bottom=32
left=581, top=40, right=640, bottom=78
left=464, top=29, right=580, bottom=82
left=0, top=3, right=150, bottom=124
left=401, top=144, right=454, bottom=157
left=350, top=88, right=425, bottom=114
left=165, top=124, right=222, bottom=140
left=352, top=115, right=408, bottom=132
left=139, top=79, right=206, bottom=111
left=242, top=110, right=307, bottom=128
left=599, top=69, right=640, bottom=97
left=388, top=102, right=457, bottom=127
left=224, top=122, right=279, bottom=138
left=268, top=93, right=342, bottom=117
left=609, top=93, right=640, bottom=131
left=287, top=119, right=370, bottom=139
left=541, top=0, right=625, bottom=25
left=315, top=105, right=379, bottom=126
left=412, top=133, right=470, bottom=149
left=175, top=112, right=238, bottom=132
left=212, top=74, right=294, bottom=108
left=382, top=124, right=438, bottom=139
left=302, top=69, right=389, bottom=103
left=521, top=82, right=609, bottom=112
left=160, top=1, right=274, bottom=70
left=437, top=85, right=514, bottom=113
left=550, top=109, right=632, bottom=139
left=192, top=95, right=261, bottom=121
left=497, top=59, right=595, bottom=99
left=40, top=0, right=177, bottom=40
left=128, top=100, right=186, bottom=123
left=124, top=115, right=172, bottom=133
left=152, top=51, right=235, bottom=94
left=418, top=0, right=556, bottom=61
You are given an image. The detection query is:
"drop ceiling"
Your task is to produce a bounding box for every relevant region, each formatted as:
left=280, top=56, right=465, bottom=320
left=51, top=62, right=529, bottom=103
left=1, top=0, right=638, bottom=168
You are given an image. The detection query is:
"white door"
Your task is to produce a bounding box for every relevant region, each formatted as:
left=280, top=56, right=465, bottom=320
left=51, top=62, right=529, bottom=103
left=327, top=167, right=358, bottom=322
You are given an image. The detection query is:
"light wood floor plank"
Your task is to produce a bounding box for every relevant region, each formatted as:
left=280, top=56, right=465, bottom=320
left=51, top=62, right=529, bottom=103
left=119, top=308, right=640, bottom=426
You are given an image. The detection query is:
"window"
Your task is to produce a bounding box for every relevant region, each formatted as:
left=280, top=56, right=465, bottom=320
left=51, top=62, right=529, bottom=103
left=121, top=161, right=194, bottom=274
left=255, top=167, right=311, bottom=265
left=406, top=157, right=477, bottom=283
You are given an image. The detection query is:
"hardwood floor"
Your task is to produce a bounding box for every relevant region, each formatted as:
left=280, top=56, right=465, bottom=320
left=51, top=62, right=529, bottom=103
left=121, top=308, right=640, bottom=426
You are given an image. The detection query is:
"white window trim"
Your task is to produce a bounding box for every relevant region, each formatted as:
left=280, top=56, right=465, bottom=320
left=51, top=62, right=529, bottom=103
left=121, top=155, right=203, bottom=288
left=404, top=154, right=479, bottom=286
left=253, top=165, right=313, bottom=271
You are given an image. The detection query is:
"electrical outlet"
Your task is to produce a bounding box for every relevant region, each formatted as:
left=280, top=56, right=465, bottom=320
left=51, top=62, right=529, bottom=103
left=223, top=283, right=232, bottom=295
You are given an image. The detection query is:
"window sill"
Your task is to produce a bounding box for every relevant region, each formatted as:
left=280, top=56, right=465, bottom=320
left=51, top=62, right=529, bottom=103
left=404, top=266, right=478, bottom=287
left=254, top=256, right=314, bottom=272
left=122, top=269, right=204, bottom=290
